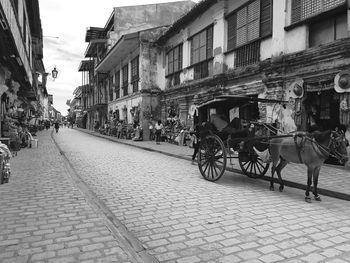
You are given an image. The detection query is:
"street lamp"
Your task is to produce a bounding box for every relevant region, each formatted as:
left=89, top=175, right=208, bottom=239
left=51, top=67, right=58, bottom=79
left=46, top=66, right=59, bottom=81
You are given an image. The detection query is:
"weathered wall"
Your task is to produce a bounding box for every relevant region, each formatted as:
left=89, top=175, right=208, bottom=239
left=113, top=1, right=196, bottom=40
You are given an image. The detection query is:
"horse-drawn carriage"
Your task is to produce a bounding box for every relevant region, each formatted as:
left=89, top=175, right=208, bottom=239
left=196, top=95, right=284, bottom=181
left=195, top=95, right=348, bottom=202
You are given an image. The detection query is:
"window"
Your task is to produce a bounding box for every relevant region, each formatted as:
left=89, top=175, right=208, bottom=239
left=309, top=13, right=348, bottom=47
left=167, top=45, right=183, bottom=75
left=115, top=71, right=120, bottom=99
left=291, top=0, right=346, bottom=24
left=122, top=65, right=128, bottom=96
left=131, top=56, right=139, bottom=93
left=194, top=61, right=210, bottom=80
left=235, top=41, right=260, bottom=67
left=191, top=26, right=213, bottom=65
left=227, top=0, right=272, bottom=51
left=109, top=76, right=113, bottom=101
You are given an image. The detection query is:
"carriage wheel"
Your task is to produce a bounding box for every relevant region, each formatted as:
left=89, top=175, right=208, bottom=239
left=198, top=135, right=227, bottom=181
left=238, top=151, right=269, bottom=178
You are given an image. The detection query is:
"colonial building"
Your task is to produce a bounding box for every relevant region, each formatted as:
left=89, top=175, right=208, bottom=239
left=80, top=1, right=195, bottom=138
left=0, top=0, right=46, bottom=136
left=156, top=0, right=350, bottom=133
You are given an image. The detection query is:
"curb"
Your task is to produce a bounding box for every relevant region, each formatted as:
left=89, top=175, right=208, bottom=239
left=75, top=128, right=350, bottom=202
left=51, top=130, right=159, bottom=263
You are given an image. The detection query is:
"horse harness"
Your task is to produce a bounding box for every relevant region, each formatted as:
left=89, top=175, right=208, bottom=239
left=293, top=134, right=307, bottom=163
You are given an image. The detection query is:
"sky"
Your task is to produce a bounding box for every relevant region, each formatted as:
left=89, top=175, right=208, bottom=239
left=40, top=0, right=199, bottom=116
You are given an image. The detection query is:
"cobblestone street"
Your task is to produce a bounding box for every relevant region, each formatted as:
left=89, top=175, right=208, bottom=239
left=0, top=130, right=146, bottom=263
left=50, top=128, right=350, bottom=263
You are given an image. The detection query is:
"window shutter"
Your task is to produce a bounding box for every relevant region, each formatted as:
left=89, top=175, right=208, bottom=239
left=227, top=13, right=237, bottom=50
left=206, top=26, right=213, bottom=58
left=291, top=0, right=301, bottom=24
left=260, top=0, right=272, bottom=37
left=291, top=0, right=345, bottom=24
left=168, top=50, right=174, bottom=74
left=199, top=30, right=207, bottom=61
left=179, top=45, right=183, bottom=70
left=173, top=48, right=179, bottom=72
left=236, top=7, right=248, bottom=46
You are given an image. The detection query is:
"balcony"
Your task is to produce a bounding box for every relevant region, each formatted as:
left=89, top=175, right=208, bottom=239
left=0, top=0, right=32, bottom=84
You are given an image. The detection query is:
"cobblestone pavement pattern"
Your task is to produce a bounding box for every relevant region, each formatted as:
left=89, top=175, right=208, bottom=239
left=53, top=128, right=350, bottom=263
left=0, top=130, right=141, bottom=263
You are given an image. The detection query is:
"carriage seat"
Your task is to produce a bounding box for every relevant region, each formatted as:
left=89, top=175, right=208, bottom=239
left=210, top=114, right=228, bottom=132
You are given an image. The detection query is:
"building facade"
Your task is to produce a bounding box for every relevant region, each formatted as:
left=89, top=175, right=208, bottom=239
left=80, top=1, right=195, bottom=138
left=156, top=0, right=350, bottom=133
left=0, top=0, right=46, bottom=136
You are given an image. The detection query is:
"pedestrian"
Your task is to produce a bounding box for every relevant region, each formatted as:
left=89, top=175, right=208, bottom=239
left=154, top=119, right=163, bottom=145
left=149, top=121, right=154, bottom=141
left=54, top=120, right=60, bottom=133
left=190, top=124, right=200, bottom=164
left=116, top=122, right=122, bottom=139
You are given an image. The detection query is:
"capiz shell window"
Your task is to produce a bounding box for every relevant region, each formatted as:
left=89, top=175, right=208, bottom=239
left=227, top=0, right=272, bottom=51
left=190, top=26, right=213, bottom=65
left=291, top=0, right=346, bottom=24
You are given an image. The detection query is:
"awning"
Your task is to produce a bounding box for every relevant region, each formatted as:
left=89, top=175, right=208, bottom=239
left=85, top=27, right=106, bottom=42
left=84, top=40, right=106, bottom=58
left=95, top=32, right=139, bottom=72
left=78, top=60, right=94, bottom=72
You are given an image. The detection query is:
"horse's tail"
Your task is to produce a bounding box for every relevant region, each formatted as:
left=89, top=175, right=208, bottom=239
left=253, top=146, right=271, bottom=163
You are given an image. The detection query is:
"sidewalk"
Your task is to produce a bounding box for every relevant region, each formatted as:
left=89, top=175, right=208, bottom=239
left=0, top=130, right=152, bottom=263
left=76, top=128, right=350, bottom=201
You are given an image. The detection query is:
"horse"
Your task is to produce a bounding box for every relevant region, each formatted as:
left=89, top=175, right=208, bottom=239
left=269, top=130, right=349, bottom=202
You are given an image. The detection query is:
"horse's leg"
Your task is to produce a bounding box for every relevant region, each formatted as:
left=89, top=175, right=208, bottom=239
left=270, top=165, right=276, bottom=191
left=305, top=166, right=313, bottom=203
left=313, top=166, right=322, bottom=201
left=276, top=160, right=288, bottom=192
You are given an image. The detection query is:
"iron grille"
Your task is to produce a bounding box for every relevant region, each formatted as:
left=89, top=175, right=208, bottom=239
left=235, top=40, right=260, bottom=68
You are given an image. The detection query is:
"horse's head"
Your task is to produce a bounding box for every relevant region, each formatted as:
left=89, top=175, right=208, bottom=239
left=330, top=130, right=349, bottom=164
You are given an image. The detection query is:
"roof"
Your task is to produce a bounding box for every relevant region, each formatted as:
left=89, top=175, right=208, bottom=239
left=78, top=60, right=94, bottom=72
left=157, top=0, right=218, bottom=44
left=85, top=27, right=106, bottom=42
left=198, top=95, right=288, bottom=108
left=95, top=32, right=139, bottom=72
left=84, top=39, right=107, bottom=57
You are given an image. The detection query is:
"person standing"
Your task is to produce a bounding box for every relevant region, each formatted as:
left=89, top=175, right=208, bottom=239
left=149, top=121, right=154, bottom=141
left=190, top=125, right=200, bottom=164
left=154, top=120, right=163, bottom=145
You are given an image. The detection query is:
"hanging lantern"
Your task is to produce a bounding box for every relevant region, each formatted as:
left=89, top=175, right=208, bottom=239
left=51, top=67, right=58, bottom=79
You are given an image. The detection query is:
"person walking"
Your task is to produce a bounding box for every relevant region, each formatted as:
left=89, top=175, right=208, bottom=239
left=190, top=125, right=200, bottom=164
left=154, top=120, right=163, bottom=145
left=54, top=120, right=60, bottom=133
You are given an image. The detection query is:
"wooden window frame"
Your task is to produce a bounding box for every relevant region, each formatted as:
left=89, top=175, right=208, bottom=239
left=167, top=44, right=183, bottom=77
left=115, top=70, right=120, bottom=99
left=131, top=56, right=139, bottom=93
left=190, top=25, right=214, bottom=66
left=226, top=0, right=272, bottom=52
left=122, top=65, right=128, bottom=97
left=291, top=0, right=346, bottom=25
